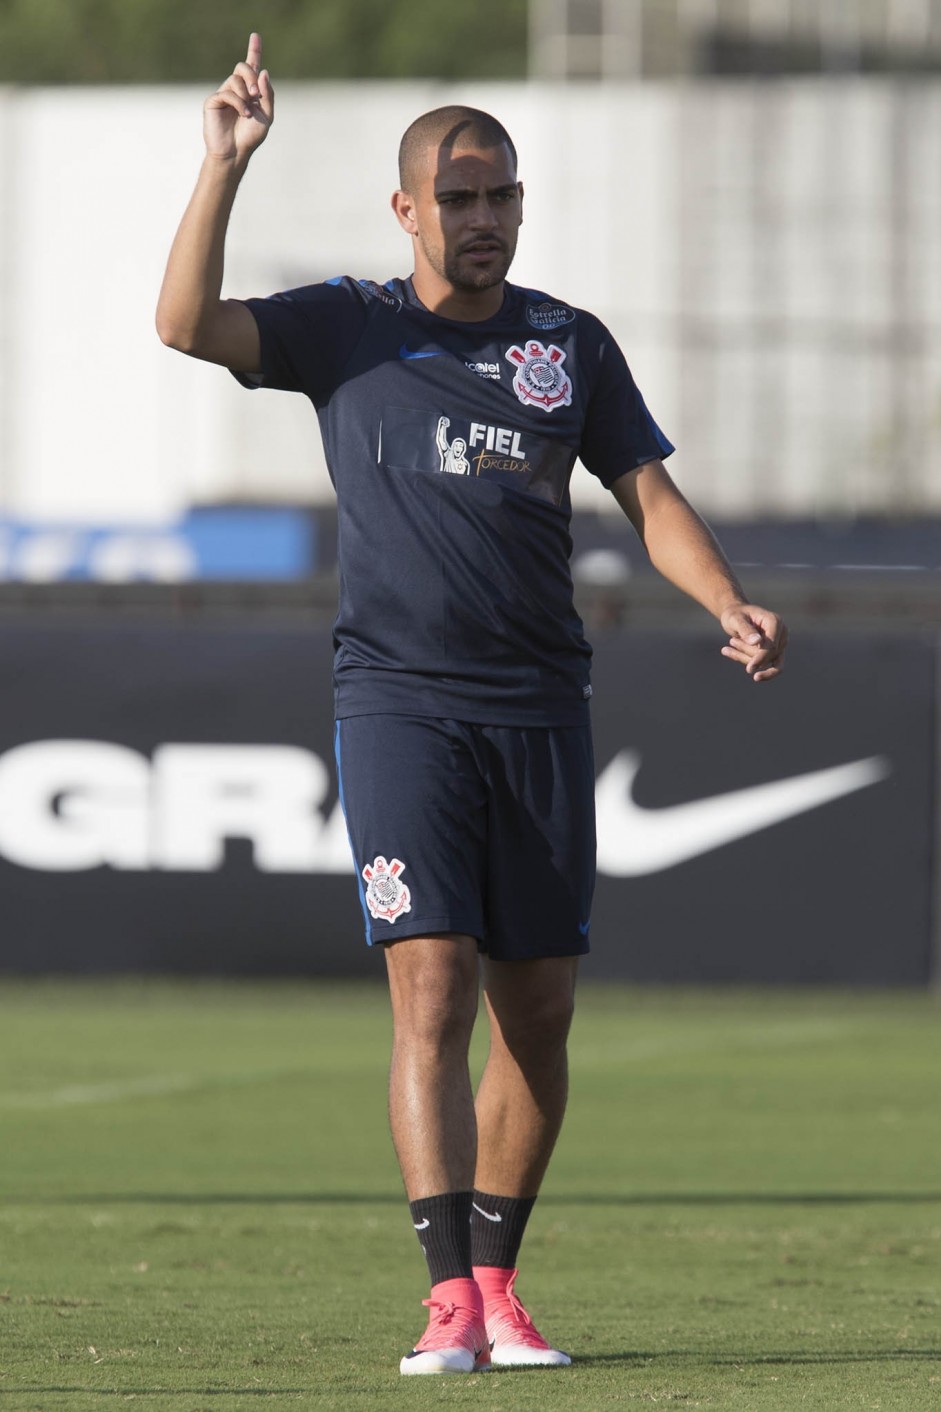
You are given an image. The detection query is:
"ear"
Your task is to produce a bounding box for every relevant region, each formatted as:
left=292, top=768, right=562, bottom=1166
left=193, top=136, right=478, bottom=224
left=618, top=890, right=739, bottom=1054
left=391, top=189, right=418, bottom=235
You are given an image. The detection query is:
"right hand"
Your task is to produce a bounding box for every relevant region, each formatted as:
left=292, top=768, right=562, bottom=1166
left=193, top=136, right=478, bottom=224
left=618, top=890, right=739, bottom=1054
left=203, top=32, right=274, bottom=165
left=719, top=603, right=788, bottom=683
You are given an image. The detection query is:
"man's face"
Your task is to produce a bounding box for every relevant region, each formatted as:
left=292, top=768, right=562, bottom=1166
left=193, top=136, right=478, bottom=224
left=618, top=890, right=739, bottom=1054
left=395, top=142, right=523, bottom=296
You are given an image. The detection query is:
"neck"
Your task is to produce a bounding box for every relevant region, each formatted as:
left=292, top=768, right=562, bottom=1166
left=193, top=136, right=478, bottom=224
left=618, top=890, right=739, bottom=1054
left=411, top=267, right=505, bottom=323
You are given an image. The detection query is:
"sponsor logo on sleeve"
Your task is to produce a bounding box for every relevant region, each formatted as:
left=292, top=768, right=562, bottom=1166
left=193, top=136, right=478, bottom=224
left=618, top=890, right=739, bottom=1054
left=358, top=280, right=403, bottom=312
left=505, top=340, right=573, bottom=412
left=362, top=855, right=412, bottom=922
left=525, top=301, right=576, bottom=331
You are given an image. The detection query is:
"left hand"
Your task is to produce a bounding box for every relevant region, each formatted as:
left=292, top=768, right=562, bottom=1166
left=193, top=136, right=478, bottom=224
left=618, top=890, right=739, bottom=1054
left=719, top=604, right=788, bottom=683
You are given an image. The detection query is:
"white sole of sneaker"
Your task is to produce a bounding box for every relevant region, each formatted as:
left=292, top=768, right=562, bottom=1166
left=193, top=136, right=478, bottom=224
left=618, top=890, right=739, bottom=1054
left=490, top=1347, right=571, bottom=1367
left=400, top=1349, right=492, bottom=1375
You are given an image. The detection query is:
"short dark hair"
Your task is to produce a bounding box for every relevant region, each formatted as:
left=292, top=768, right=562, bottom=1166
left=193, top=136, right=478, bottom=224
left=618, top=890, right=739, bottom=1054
left=398, top=106, right=518, bottom=191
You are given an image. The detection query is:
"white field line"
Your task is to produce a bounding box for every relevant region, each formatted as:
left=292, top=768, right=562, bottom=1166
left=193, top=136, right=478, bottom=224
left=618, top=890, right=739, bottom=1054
left=0, top=1073, right=196, bottom=1110
left=0, top=1067, right=304, bottom=1111
left=2, top=1021, right=855, bottom=1105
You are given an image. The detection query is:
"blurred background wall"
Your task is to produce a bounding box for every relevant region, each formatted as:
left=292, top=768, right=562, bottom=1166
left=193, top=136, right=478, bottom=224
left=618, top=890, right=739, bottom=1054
left=0, top=0, right=939, bottom=523
left=2, top=78, right=941, bottom=523
left=0, top=0, right=939, bottom=980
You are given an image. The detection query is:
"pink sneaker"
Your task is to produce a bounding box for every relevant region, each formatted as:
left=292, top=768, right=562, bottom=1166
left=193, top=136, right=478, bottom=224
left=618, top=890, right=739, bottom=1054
left=474, top=1265, right=571, bottom=1367
left=400, top=1277, right=492, bottom=1375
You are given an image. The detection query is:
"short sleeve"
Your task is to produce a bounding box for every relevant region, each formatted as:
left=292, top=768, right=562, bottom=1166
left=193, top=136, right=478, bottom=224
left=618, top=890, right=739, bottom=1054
left=578, top=325, right=674, bottom=488
left=231, top=279, right=368, bottom=402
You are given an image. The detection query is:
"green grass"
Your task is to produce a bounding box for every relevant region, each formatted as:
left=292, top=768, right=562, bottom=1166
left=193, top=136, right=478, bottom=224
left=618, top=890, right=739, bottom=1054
left=0, top=980, right=939, bottom=1410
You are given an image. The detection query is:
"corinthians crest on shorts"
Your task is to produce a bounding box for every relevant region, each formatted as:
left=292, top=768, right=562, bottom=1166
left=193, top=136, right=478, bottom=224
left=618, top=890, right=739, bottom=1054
left=362, top=855, right=412, bottom=923
left=505, top=339, right=573, bottom=413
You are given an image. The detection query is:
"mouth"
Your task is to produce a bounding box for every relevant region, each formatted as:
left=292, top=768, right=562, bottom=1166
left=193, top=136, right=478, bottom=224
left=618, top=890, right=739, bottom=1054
left=459, top=241, right=506, bottom=261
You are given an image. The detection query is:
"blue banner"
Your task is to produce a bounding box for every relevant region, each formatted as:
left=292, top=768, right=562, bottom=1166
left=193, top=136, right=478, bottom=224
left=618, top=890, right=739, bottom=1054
left=0, top=507, right=317, bottom=582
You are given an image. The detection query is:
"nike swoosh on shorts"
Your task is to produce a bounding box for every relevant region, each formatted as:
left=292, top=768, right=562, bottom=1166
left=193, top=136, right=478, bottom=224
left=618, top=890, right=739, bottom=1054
left=595, top=752, right=890, bottom=877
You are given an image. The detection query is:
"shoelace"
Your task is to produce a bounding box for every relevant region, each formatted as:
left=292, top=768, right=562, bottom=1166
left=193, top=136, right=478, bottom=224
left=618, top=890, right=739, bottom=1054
left=485, top=1273, right=558, bottom=1350
left=416, top=1299, right=481, bottom=1349
left=500, top=1272, right=533, bottom=1328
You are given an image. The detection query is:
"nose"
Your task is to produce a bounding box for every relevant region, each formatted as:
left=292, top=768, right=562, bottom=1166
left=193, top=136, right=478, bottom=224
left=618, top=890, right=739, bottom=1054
left=468, top=196, right=499, bottom=230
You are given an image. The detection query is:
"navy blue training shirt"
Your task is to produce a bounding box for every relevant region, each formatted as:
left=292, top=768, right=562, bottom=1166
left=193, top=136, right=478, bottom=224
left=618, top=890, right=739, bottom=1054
left=235, top=276, right=674, bottom=726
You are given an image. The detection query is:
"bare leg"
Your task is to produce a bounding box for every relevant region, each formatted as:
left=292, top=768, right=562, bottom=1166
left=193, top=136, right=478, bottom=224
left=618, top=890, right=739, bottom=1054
left=384, top=932, right=480, bottom=1199
left=474, top=956, right=578, bottom=1197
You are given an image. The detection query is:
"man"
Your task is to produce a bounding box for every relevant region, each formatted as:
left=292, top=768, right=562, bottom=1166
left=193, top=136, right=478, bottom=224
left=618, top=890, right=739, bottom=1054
left=157, top=34, right=787, bottom=1377
left=436, top=416, right=470, bottom=475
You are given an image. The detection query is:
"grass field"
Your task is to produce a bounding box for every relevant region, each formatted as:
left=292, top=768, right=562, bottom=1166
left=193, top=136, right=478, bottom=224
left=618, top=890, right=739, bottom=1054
left=0, top=980, right=939, bottom=1411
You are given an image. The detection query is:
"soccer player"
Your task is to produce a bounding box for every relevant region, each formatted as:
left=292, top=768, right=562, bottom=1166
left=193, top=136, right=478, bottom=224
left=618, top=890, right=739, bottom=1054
left=157, top=34, right=787, bottom=1376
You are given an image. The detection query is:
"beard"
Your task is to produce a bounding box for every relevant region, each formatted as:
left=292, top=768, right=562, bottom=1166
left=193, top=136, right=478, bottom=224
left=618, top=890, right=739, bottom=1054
left=444, top=248, right=513, bottom=292
left=420, top=232, right=516, bottom=293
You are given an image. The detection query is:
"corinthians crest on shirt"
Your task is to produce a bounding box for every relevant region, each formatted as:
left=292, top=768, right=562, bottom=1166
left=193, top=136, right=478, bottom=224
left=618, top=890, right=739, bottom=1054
left=362, top=855, right=412, bottom=923
left=505, top=339, right=573, bottom=413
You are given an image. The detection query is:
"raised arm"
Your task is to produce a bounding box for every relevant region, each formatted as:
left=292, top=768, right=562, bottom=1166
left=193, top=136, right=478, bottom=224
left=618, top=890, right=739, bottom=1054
left=611, top=460, right=788, bottom=682
left=156, top=33, right=274, bottom=369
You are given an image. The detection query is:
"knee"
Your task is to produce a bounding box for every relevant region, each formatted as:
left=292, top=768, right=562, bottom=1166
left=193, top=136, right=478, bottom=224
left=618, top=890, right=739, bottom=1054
left=398, top=985, right=478, bottom=1054
left=387, top=940, right=479, bottom=1054
left=492, top=985, right=575, bottom=1062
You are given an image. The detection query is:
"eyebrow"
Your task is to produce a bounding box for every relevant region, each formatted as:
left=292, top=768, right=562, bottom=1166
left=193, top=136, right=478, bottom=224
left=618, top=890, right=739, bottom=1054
left=434, top=183, right=519, bottom=200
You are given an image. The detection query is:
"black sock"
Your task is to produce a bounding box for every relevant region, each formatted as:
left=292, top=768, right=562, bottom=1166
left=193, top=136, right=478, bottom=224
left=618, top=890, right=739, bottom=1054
left=408, top=1191, right=474, bottom=1285
left=470, top=1190, right=536, bottom=1269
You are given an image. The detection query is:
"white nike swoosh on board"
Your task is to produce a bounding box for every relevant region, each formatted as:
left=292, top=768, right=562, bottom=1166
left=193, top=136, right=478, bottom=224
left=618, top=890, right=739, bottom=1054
left=472, top=1203, right=503, bottom=1222
left=595, top=752, right=890, bottom=877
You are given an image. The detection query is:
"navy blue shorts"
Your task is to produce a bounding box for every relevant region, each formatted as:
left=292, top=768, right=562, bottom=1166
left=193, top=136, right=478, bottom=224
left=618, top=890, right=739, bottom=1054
left=334, top=715, right=595, bottom=960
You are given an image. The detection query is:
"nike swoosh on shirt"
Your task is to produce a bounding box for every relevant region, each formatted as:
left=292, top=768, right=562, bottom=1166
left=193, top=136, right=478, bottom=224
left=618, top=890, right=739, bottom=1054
left=472, top=1203, right=503, bottom=1223
left=399, top=344, right=446, bottom=359
left=595, top=751, right=890, bottom=877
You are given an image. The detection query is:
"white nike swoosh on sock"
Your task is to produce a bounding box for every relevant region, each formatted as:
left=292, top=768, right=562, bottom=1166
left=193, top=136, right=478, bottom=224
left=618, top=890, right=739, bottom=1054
left=413, top=1218, right=430, bottom=1230
left=595, top=752, right=890, bottom=876
left=472, top=1203, right=503, bottom=1222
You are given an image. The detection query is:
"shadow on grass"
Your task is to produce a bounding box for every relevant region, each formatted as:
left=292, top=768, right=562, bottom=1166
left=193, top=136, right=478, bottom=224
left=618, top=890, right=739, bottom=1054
left=7, top=1190, right=941, bottom=1206
left=6, top=1350, right=940, bottom=1392
left=577, top=1348, right=941, bottom=1368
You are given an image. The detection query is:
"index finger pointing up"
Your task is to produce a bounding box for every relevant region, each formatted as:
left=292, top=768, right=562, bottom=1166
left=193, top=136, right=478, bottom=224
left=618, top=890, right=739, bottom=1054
left=246, top=32, right=262, bottom=72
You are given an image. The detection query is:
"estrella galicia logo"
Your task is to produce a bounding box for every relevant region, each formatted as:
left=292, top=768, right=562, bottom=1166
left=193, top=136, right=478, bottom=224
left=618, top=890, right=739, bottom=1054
left=526, top=301, right=576, bottom=332
left=358, top=280, right=403, bottom=312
